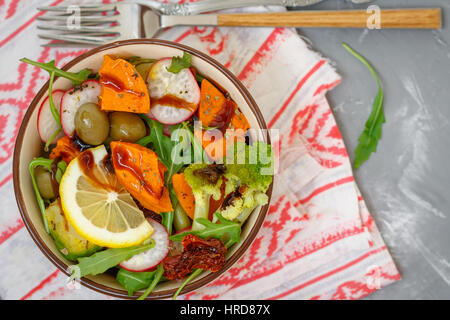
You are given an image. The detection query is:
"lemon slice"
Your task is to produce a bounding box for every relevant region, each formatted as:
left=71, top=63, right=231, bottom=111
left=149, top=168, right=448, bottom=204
left=59, top=145, right=153, bottom=248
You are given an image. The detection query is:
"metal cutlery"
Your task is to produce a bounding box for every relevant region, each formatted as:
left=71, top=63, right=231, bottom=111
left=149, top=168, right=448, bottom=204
left=36, top=2, right=441, bottom=47
left=37, top=0, right=373, bottom=17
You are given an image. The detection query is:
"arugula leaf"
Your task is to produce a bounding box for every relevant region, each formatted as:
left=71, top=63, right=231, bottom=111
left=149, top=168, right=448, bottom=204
left=184, top=121, right=209, bottom=164
left=29, top=158, right=66, bottom=233
left=195, top=72, right=206, bottom=83
left=55, top=161, right=67, bottom=183
left=137, top=116, right=207, bottom=185
left=20, top=58, right=92, bottom=85
left=69, top=240, right=155, bottom=280
left=21, top=58, right=92, bottom=150
left=166, top=52, right=191, bottom=74
left=170, top=213, right=241, bottom=248
left=137, top=264, right=164, bottom=300
left=137, top=116, right=172, bottom=167
left=116, top=268, right=157, bottom=297
left=44, top=71, right=62, bottom=151
left=169, top=213, right=241, bottom=299
left=342, top=43, right=385, bottom=170
left=125, top=56, right=157, bottom=66
left=172, top=268, right=202, bottom=300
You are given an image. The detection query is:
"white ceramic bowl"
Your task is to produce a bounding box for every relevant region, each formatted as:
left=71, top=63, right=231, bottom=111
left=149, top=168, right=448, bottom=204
left=13, top=39, right=272, bottom=299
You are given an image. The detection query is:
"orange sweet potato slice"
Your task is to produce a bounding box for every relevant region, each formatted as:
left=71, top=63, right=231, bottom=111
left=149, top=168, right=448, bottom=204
left=98, top=55, right=150, bottom=113
left=172, top=172, right=195, bottom=219
left=110, top=141, right=173, bottom=213
left=194, top=118, right=248, bottom=161
left=198, top=79, right=227, bottom=128
left=230, top=109, right=250, bottom=132
left=49, top=136, right=80, bottom=164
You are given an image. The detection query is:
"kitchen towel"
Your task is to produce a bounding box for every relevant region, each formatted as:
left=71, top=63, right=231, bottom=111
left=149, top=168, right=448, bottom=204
left=0, top=0, right=400, bottom=300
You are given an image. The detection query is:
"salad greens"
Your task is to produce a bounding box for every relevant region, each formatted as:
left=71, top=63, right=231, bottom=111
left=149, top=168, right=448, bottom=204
left=20, top=58, right=92, bottom=150
left=137, top=116, right=187, bottom=185
left=116, top=268, right=157, bottom=297
left=69, top=240, right=155, bottom=281
left=167, top=52, right=191, bottom=74
left=170, top=213, right=241, bottom=248
left=137, top=264, right=164, bottom=300
left=126, top=56, right=157, bottom=67
left=29, top=158, right=66, bottom=233
left=169, top=214, right=242, bottom=300
left=137, top=210, right=174, bottom=300
left=137, top=116, right=208, bottom=185
left=24, top=50, right=274, bottom=300
left=342, top=43, right=385, bottom=170
left=20, top=58, right=92, bottom=85
left=172, top=268, right=202, bottom=300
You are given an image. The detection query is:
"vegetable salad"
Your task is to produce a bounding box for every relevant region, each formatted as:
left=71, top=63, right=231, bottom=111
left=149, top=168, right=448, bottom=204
left=22, top=51, right=273, bottom=299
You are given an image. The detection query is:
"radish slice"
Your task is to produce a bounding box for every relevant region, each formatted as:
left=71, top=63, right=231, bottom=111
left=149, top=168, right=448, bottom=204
left=162, top=124, right=172, bottom=137
left=60, top=80, right=101, bottom=137
left=119, top=218, right=169, bottom=272
left=37, top=90, right=65, bottom=144
left=146, top=58, right=200, bottom=125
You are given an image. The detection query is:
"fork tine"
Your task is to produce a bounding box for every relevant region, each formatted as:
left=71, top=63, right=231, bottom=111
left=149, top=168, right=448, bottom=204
left=37, top=15, right=117, bottom=23
left=37, top=4, right=115, bottom=13
left=38, top=33, right=118, bottom=45
left=37, top=24, right=119, bottom=34
left=41, top=41, right=97, bottom=48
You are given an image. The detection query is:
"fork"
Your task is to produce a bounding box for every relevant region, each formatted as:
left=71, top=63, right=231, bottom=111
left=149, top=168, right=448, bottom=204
left=37, top=0, right=373, bottom=16
left=37, top=3, right=441, bottom=46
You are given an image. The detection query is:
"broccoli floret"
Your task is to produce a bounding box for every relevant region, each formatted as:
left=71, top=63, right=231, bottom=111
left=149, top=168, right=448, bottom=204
left=218, top=142, right=273, bottom=223
left=225, top=141, right=273, bottom=190
left=184, top=163, right=225, bottom=230
left=220, top=184, right=270, bottom=223
left=184, top=142, right=273, bottom=228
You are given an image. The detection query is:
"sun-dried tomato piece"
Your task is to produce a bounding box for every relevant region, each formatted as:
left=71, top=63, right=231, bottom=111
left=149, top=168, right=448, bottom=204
left=162, top=234, right=226, bottom=280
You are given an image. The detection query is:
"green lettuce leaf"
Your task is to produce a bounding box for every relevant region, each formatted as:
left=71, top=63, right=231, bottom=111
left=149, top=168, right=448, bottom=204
left=116, top=268, right=157, bottom=296
left=69, top=241, right=155, bottom=280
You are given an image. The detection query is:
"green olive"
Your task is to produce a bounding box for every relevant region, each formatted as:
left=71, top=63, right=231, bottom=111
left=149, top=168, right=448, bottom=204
left=109, top=112, right=147, bottom=142
left=173, top=203, right=192, bottom=232
left=74, top=103, right=109, bottom=145
left=35, top=166, right=57, bottom=199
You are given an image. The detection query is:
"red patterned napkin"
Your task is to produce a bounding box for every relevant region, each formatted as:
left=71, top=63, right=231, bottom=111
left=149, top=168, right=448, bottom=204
left=0, top=1, right=400, bottom=300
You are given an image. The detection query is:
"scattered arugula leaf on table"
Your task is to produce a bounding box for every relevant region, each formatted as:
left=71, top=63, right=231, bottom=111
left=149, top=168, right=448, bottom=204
left=342, top=43, right=385, bottom=170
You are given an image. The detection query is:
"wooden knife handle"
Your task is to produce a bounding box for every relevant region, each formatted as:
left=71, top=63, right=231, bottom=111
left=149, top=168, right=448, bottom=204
left=217, top=9, right=441, bottom=29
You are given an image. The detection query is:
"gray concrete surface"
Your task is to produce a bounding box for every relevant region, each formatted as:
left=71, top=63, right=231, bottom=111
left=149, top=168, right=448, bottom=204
left=290, top=0, right=450, bottom=299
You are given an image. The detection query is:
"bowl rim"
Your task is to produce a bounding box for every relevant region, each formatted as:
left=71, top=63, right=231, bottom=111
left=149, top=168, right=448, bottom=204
left=13, top=38, right=272, bottom=300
